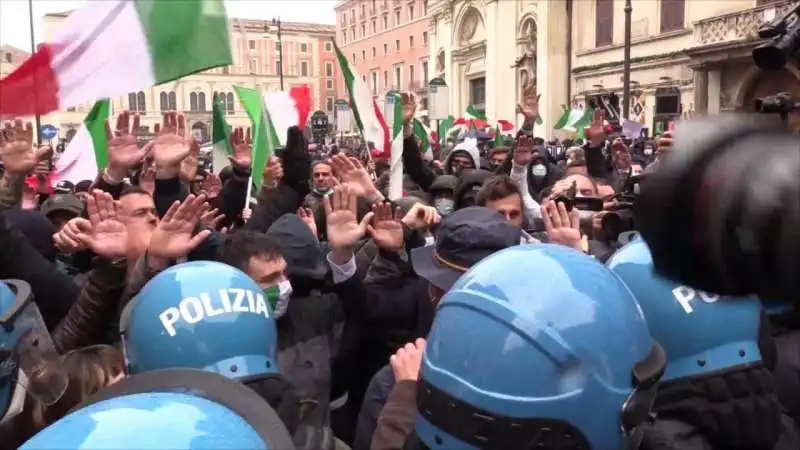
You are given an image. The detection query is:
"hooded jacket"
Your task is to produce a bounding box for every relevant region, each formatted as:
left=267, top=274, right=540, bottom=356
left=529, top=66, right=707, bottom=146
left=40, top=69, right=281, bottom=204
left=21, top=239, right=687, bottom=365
left=453, top=169, right=493, bottom=210
left=444, top=138, right=481, bottom=175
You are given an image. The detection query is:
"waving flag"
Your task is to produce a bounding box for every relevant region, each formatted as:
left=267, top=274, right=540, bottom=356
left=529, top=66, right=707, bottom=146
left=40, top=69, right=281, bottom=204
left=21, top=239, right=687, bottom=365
left=0, top=0, right=232, bottom=116
left=53, top=99, right=111, bottom=185
left=212, top=94, right=232, bottom=155
left=235, top=86, right=272, bottom=190
left=412, top=118, right=434, bottom=161
left=263, top=85, right=312, bottom=147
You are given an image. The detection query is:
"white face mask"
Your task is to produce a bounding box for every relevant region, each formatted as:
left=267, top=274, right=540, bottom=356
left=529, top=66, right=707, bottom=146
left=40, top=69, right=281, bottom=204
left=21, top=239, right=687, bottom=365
left=532, top=164, right=547, bottom=177
left=266, top=280, right=293, bottom=319
left=643, top=147, right=653, bottom=156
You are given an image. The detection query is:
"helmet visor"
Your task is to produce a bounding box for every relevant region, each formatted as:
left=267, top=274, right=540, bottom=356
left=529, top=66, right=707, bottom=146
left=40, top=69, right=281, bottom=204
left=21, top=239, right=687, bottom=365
left=2, top=300, right=67, bottom=406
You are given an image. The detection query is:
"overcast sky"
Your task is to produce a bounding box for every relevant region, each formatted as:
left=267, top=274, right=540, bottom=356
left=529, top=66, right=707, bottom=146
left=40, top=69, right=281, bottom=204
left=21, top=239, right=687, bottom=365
left=0, top=0, right=338, bottom=51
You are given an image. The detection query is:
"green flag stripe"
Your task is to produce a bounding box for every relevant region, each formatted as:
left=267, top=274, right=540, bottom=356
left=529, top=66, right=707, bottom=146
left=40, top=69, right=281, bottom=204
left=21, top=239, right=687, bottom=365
left=85, top=99, right=110, bottom=170
left=134, top=0, right=232, bottom=83
left=234, top=86, right=269, bottom=189
left=212, top=94, right=232, bottom=154
left=332, top=40, right=366, bottom=132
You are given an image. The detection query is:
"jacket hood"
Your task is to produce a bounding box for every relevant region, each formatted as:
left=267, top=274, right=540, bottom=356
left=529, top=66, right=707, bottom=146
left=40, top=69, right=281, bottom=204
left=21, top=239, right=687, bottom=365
left=267, top=213, right=328, bottom=280
left=445, top=138, right=480, bottom=173
left=453, top=169, right=493, bottom=209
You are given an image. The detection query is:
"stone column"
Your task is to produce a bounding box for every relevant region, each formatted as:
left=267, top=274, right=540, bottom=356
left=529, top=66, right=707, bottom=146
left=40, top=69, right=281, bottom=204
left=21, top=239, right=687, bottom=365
left=536, top=0, right=569, bottom=138
left=693, top=66, right=709, bottom=115
left=708, top=68, right=722, bottom=114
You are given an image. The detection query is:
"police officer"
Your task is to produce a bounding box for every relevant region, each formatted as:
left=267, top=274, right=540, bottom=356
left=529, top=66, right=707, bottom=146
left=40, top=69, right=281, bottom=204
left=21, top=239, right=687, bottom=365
left=608, top=238, right=800, bottom=449
left=19, top=369, right=295, bottom=449
left=0, top=280, right=68, bottom=446
left=404, top=244, right=665, bottom=449
left=120, top=261, right=299, bottom=434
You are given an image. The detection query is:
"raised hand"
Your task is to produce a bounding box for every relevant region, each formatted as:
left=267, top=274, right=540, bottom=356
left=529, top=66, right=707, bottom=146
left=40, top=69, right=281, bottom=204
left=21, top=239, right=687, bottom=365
left=585, top=109, right=607, bottom=144
left=401, top=202, right=440, bottom=231
left=518, top=81, right=539, bottom=122
left=1, top=120, right=36, bottom=174
left=199, top=173, right=222, bottom=199
left=657, top=130, right=674, bottom=155
left=323, top=185, right=373, bottom=251
left=390, top=338, right=426, bottom=382
left=329, top=153, right=376, bottom=199
left=179, top=138, right=200, bottom=183
left=368, top=202, right=404, bottom=251
left=263, top=156, right=283, bottom=185
left=148, top=194, right=211, bottom=260
left=401, top=92, right=416, bottom=126
left=75, top=190, right=129, bottom=259
left=152, top=112, right=193, bottom=167
left=106, top=111, right=145, bottom=170
left=542, top=200, right=582, bottom=252
left=228, top=127, right=252, bottom=169
left=199, top=207, right=224, bottom=230
left=53, top=216, right=92, bottom=254
left=139, top=160, right=156, bottom=195
left=297, top=207, right=318, bottom=237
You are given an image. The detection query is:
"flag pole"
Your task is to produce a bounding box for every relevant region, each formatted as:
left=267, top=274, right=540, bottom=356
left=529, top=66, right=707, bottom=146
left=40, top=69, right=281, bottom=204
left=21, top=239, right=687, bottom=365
left=28, top=0, right=42, bottom=144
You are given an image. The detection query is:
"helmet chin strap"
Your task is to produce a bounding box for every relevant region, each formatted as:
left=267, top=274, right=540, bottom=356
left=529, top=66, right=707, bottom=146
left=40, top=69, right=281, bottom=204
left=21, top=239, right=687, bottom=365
left=0, top=371, right=28, bottom=426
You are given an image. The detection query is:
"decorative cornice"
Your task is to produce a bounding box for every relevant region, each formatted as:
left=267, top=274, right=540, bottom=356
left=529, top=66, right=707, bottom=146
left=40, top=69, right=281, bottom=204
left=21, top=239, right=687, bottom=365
left=572, top=50, right=684, bottom=74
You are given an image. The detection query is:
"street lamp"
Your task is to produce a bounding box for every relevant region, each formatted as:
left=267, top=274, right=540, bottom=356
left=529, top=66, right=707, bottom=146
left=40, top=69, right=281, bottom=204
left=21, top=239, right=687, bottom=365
left=272, top=18, right=284, bottom=91
left=622, top=0, right=632, bottom=120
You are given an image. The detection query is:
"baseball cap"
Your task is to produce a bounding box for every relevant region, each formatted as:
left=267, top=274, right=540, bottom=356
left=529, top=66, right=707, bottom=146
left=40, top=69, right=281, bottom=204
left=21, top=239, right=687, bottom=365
left=410, top=206, right=520, bottom=291
left=40, top=194, right=84, bottom=218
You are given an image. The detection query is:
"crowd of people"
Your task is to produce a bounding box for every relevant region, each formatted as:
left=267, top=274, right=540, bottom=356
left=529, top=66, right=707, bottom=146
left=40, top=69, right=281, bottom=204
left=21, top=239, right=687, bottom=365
left=0, top=85, right=798, bottom=450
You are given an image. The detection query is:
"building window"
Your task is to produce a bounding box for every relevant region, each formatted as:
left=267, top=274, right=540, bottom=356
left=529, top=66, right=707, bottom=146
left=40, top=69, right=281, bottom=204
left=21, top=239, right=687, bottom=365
left=423, top=31, right=428, bottom=44
left=394, top=66, right=401, bottom=87
left=383, top=15, right=388, bottom=29
left=3, top=52, right=10, bottom=63
left=189, top=92, right=198, bottom=112
left=198, top=92, right=206, bottom=112
left=423, top=0, right=428, bottom=15
left=325, top=61, right=334, bottom=77
left=248, top=40, right=256, bottom=50
left=326, top=79, right=334, bottom=90
left=409, top=36, right=414, bottom=48
left=422, top=60, right=429, bottom=83
left=136, top=91, right=146, bottom=113
left=371, top=20, right=376, bottom=33
left=660, top=0, right=685, bottom=33
left=372, top=46, right=376, bottom=57
left=371, top=71, right=378, bottom=93
left=274, top=41, right=281, bottom=51
left=595, top=0, right=614, bottom=47
left=469, top=77, right=486, bottom=110
left=350, top=29, right=355, bottom=40
left=249, top=58, right=258, bottom=73
left=300, top=43, right=308, bottom=53
left=362, top=74, right=367, bottom=83
left=168, top=91, right=176, bottom=110
left=362, top=50, right=366, bottom=60
left=226, top=92, right=234, bottom=113
left=383, top=70, right=388, bottom=89
left=67, top=107, right=76, bottom=112
left=222, top=66, right=229, bottom=74
left=160, top=92, right=169, bottom=111
left=394, top=11, right=400, bottom=25
left=300, top=61, right=309, bottom=76
left=342, top=33, right=348, bottom=44
left=361, top=24, right=366, bottom=36
left=352, top=52, right=356, bottom=62
left=383, top=43, right=388, bottom=55
left=395, top=39, right=400, bottom=51
left=409, top=5, right=414, bottom=19
left=275, top=60, right=282, bottom=75
left=409, top=65, right=415, bottom=85
left=326, top=97, right=334, bottom=112
left=325, top=42, right=333, bottom=52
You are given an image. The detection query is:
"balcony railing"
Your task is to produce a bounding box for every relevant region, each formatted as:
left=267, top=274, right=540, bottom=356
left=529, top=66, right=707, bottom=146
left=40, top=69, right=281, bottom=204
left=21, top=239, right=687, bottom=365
left=694, top=1, right=793, bottom=46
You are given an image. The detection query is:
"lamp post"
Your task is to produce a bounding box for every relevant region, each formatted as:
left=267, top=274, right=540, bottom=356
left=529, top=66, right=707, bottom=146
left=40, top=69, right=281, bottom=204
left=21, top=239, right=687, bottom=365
left=28, top=0, right=42, bottom=143
left=273, top=18, right=284, bottom=91
left=622, top=0, right=632, bottom=120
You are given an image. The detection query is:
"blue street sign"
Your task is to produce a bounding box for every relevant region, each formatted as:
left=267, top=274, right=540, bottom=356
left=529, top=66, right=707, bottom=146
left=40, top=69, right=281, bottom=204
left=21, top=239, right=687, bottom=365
left=40, top=124, right=57, bottom=140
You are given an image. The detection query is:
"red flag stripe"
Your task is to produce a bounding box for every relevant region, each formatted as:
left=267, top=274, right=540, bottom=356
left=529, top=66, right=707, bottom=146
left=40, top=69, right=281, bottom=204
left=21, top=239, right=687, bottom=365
left=0, top=44, right=60, bottom=116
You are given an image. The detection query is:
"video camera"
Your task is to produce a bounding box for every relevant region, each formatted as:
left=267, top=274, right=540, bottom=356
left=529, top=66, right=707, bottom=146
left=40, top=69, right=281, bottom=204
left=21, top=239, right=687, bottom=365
left=753, top=1, right=800, bottom=71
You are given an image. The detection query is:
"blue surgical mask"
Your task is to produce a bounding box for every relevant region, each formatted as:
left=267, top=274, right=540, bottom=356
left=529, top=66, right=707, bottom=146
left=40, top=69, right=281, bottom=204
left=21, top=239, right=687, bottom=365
left=434, top=198, right=455, bottom=216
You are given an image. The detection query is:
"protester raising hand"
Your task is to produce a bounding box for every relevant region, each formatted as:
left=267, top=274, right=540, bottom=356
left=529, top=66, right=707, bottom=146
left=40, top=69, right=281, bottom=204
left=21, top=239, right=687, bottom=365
left=297, top=207, right=318, bottom=237
left=152, top=112, right=193, bottom=167
left=657, top=130, right=674, bottom=154
left=179, top=138, right=200, bottom=183
left=75, top=190, right=129, bottom=259
left=330, top=153, right=379, bottom=199
left=585, top=109, right=607, bottom=146
left=264, top=156, right=283, bottom=185
left=53, top=216, right=92, bottom=254
left=368, top=202, right=404, bottom=251
left=106, top=111, right=145, bottom=172
left=542, top=200, right=583, bottom=252
left=518, top=80, right=539, bottom=123
left=1, top=120, right=38, bottom=174
left=401, top=92, right=416, bottom=126
left=148, top=194, right=211, bottom=260
left=199, top=173, right=222, bottom=199
left=324, top=185, right=373, bottom=252
left=229, top=127, right=252, bottom=169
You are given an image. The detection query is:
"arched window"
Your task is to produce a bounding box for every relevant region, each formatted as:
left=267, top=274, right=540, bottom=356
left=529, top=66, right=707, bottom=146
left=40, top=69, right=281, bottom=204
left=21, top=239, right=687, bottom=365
left=159, top=92, right=168, bottom=111
left=190, top=92, right=198, bottom=112
left=168, top=91, right=177, bottom=110
left=128, top=93, right=137, bottom=111
left=136, top=91, right=146, bottom=113
left=198, top=92, right=207, bottom=112
left=226, top=92, right=235, bottom=113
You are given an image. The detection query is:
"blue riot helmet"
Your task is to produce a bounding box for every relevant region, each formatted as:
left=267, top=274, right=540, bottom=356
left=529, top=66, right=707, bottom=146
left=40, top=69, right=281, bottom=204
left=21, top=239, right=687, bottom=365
left=20, top=368, right=295, bottom=449
left=121, top=261, right=279, bottom=379
left=0, top=280, right=68, bottom=425
left=607, top=239, right=764, bottom=382
left=416, top=245, right=666, bottom=449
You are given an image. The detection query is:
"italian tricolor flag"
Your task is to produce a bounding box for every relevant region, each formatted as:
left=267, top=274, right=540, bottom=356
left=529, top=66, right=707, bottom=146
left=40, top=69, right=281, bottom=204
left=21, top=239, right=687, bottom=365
left=385, top=93, right=404, bottom=200
left=264, top=86, right=312, bottom=147
left=332, top=41, right=390, bottom=158
left=0, top=0, right=232, bottom=116
left=53, top=99, right=111, bottom=185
